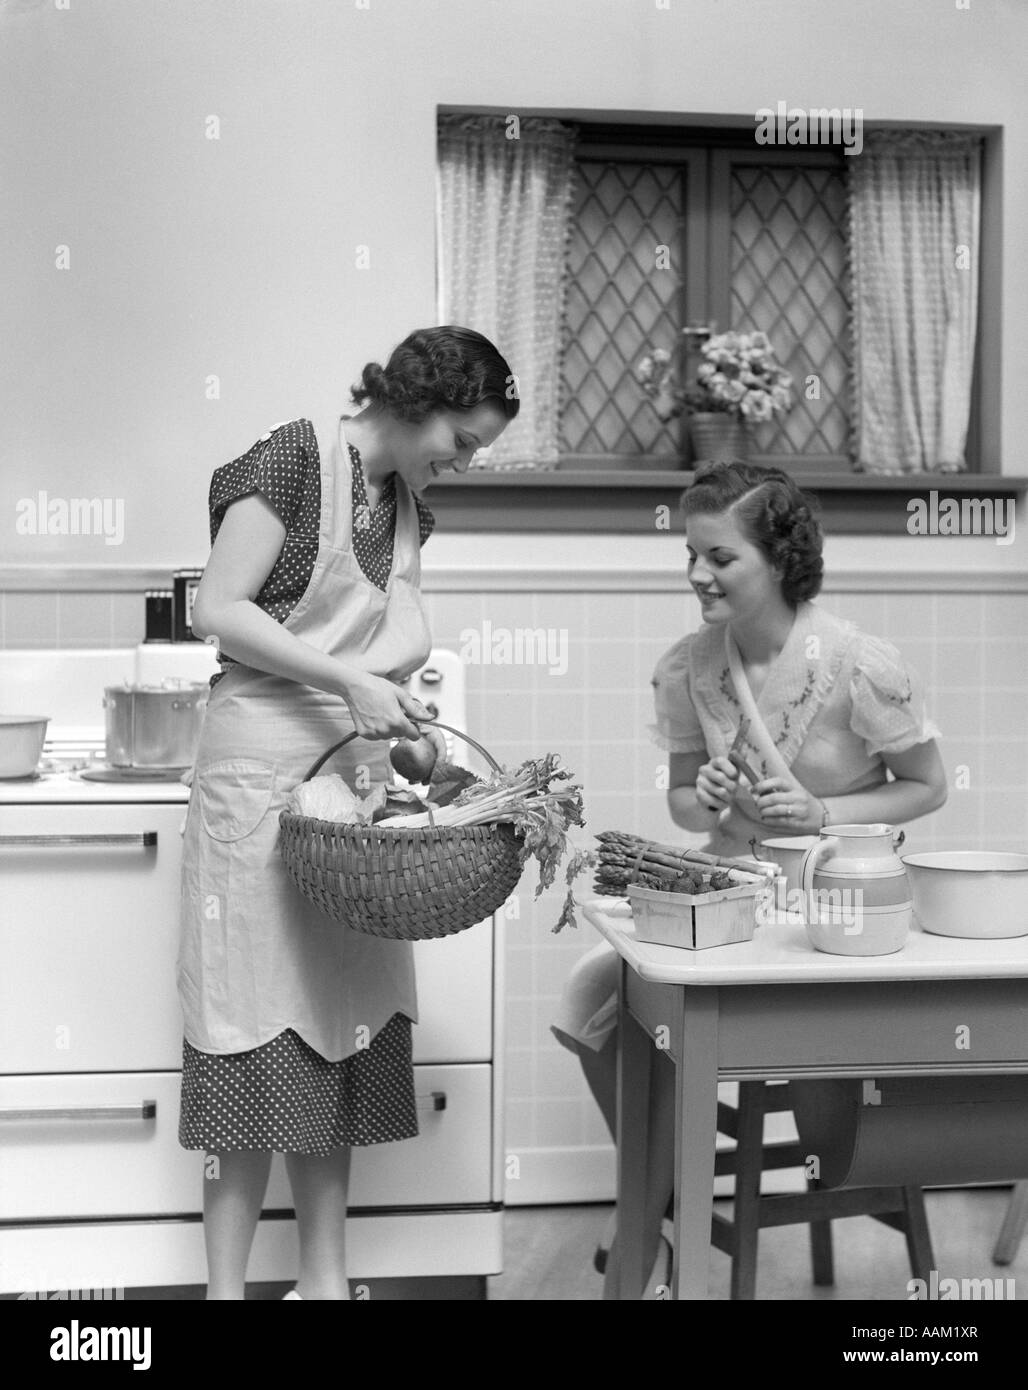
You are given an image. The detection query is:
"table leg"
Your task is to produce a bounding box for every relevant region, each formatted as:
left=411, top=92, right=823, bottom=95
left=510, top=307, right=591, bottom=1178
left=671, top=987, right=719, bottom=1301
left=609, top=958, right=653, bottom=1300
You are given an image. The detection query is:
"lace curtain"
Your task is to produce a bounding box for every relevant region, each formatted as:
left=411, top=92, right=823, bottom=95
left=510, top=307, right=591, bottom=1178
left=849, top=130, right=982, bottom=474
left=437, top=115, right=577, bottom=470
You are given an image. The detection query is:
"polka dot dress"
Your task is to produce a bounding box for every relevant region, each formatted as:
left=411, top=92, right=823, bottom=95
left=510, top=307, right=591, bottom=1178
left=179, top=1014, right=418, bottom=1155
left=180, top=418, right=433, bottom=1154
left=207, top=418, right=434, bottom=688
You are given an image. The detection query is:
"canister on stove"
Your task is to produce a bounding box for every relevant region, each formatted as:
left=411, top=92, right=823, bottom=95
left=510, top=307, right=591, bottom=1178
left=144, top=590, right=174, bottom=643
left=173, top=569, right=204, bottom=642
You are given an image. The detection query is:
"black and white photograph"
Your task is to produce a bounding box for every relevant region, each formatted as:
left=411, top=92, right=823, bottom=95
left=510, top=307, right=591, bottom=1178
left=2, top=0, right=1027, bottom=1349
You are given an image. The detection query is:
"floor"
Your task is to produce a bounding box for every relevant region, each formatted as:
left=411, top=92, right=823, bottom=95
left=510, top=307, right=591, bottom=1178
left=486, top=1189, right=1027, bottom=1301
left=30, top=1185, right=1021, bottom=1301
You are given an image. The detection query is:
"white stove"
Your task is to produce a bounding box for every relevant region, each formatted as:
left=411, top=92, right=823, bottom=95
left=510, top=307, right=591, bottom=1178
left=0, top=644, right=503, bottom=1299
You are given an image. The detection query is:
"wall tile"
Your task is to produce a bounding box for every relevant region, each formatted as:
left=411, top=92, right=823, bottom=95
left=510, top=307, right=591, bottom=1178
left=985, top=688, right=1022, bottom=731
left=3, top=593, right=58, bottom=648
left=504, top=946, right=534, bottom=998
left=535, top=1097, right=584, bottom=1149
left=55, top=592, right=114, bottom=648
left=110, top=592, right=145, bottom=647
left=935, top=639, right=984, bottom=686
left=425, top=593, right=482, bottom=645
left=931, top=690, right=983, bottom=733
left=981, top=739, right=1028, bottom=791
left=535, top=1044, right=591, bottom=1100
left=878, top=594, right=937, bottom=640
left=584, top=641, right=640, bottom=692
left=976, top=789, right=1028, bottom=839
left=579, top=739, right=649, bottom=794
left=983, top=641, right=1028, bottom=688
left=980, top=594, right=1028, bottom=639
left=504, top=1099, right=536, bottom=1150
left=531, top=592, right=587, bottom=637
left=933, top=594, right=985, bottom=637
left=584, top=593, right=638, bottom=638
left=504, top=1049, right=536, bottom=1101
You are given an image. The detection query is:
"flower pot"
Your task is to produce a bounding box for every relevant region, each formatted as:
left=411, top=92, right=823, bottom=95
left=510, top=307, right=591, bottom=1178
left=689, top=412, right=750, bottom=465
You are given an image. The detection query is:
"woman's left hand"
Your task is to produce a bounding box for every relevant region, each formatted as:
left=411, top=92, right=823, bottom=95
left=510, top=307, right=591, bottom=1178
left=751, top=774, right=822, bottom=834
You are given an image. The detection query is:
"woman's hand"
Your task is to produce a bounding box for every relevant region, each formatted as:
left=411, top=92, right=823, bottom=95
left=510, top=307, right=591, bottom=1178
left=751, top=773, right=822, bottom=834
left=341, top=672, right=432, bottom=741
left=695, top=755, right=741, bottom=814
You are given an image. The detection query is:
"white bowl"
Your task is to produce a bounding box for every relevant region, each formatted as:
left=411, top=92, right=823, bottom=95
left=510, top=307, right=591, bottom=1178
left=0, top=715, right=50, bottom=778
left=759, top=836, right=820, bottom=894
left=901, top=851, right=1028, bottom=939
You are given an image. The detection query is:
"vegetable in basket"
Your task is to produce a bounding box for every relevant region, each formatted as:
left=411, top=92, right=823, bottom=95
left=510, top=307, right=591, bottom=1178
left=377, top=753, right=585, bottom=898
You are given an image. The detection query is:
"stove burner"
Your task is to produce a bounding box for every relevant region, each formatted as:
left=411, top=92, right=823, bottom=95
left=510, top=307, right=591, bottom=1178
left=77, top=766, right=189, bottom=784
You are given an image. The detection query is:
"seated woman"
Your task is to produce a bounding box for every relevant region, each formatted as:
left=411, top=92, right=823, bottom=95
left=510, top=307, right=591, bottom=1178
left=552, top=461, right=947, bottom=1295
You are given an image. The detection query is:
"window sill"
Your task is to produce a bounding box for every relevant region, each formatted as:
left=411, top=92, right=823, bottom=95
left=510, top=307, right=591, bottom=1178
left=424, top=469, right=1028, bottom=534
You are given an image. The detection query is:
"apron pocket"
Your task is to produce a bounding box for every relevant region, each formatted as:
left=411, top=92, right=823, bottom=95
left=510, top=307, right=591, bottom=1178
left=197, top=758, right=276, bottom=842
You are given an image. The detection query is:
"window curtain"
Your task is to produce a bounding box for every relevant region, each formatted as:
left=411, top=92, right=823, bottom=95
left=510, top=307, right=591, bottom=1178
left=437, top=115, right=577, bottom=470
left=848, top=130, right=981, bottom=474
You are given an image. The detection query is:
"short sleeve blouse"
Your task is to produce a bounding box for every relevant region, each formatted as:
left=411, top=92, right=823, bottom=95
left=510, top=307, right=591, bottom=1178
left=207, top=418, right=435, bottom=685
left=647, top=605, right=940, bottom=783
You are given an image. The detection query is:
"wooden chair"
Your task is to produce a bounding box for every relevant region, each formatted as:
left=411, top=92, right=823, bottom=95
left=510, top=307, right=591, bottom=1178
left=713, top=1080, right=934, bottom=1299
left=596, top=1079, right=935, bottom=1298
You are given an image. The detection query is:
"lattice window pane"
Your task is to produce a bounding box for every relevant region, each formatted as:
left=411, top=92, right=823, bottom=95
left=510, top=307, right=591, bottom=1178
left=730, top=163, right=851, bottom=457
left=560, top=161, right=686, bottom=457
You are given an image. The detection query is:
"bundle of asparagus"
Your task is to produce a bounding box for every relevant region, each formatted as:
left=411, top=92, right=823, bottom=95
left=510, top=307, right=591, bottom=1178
left=591, top=830, right=767, bottom=896
left=553, top=830, right=773, bottom=932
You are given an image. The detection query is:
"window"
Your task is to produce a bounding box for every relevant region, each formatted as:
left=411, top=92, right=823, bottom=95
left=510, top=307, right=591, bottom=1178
left=559, top=126, right=852, bottom=469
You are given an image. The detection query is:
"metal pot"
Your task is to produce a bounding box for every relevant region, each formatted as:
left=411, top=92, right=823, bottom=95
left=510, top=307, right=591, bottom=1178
left=901, top=850, right=1028, bottom=939
left=103, top=682, right=208, bottom=769
left=0, top=714, right=50, bottom=778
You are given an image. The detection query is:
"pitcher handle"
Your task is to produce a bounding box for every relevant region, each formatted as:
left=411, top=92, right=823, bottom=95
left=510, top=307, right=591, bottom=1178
left=799, top=836, right=838, bottom=926
left=893, top=828, right=906, bottom=850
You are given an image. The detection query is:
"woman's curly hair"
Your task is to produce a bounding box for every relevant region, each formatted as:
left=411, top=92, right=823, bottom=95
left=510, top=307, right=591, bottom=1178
left=350, top=326, right=520, bottom=425
left=679, top=461, right=824, bottom=604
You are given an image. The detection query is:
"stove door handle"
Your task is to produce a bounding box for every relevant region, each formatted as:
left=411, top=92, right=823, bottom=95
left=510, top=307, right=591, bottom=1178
left=0, top=1101, right=157, bottom=1123
left=0, top=832, right=158, bottom=848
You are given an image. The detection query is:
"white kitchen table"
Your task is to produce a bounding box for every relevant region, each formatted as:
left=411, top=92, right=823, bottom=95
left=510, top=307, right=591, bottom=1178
left=582, top=900, right=1028, bottom=1300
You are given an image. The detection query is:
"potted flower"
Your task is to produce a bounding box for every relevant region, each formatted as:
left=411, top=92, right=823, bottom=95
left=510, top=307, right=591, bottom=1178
left=637, top=330, right=793, bottom=464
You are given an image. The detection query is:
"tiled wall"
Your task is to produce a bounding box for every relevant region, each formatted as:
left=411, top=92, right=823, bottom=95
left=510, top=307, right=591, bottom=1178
left=3, top=582, right=1026, bottom=1203
left=0, top=591, right=145, bottom=650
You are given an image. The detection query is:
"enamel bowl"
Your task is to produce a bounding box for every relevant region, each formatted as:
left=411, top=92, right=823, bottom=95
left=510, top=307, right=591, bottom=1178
left=0, top=714, right=50, bottom=778
left=901, top=851, right=1028, bottom=939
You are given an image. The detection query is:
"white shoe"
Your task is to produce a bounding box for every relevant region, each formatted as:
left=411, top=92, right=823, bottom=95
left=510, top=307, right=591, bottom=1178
left=282, top=1289, right=303, bottom=1300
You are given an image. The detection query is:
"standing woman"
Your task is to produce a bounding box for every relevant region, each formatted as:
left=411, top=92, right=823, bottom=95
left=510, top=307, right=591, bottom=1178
left=552, top=462, right=948, bottom=1294
left=177, top=326, right=516, bottom=1300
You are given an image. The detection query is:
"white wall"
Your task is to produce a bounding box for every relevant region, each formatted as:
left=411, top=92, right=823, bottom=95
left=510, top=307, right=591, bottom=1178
left=2, top=0, right=1027, bottom=570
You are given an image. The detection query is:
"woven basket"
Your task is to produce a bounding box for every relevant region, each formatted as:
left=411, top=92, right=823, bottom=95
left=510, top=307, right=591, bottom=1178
left=278, top=723, right=524, bottom=940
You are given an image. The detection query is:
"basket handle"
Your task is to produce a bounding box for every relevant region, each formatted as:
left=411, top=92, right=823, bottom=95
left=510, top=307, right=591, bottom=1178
left=300, top=720, right=502, bottom=783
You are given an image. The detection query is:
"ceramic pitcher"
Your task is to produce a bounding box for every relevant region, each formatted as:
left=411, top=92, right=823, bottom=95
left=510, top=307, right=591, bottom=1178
left=799, top=823, right=911, bottom=956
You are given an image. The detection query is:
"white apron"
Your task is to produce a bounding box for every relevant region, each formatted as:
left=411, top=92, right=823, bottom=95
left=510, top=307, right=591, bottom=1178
left=177, top=414, right=432, bottom=1059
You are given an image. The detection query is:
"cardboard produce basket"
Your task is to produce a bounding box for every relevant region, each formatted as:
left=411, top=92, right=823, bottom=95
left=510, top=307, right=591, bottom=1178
left=627, top=880, right=767, bottom=950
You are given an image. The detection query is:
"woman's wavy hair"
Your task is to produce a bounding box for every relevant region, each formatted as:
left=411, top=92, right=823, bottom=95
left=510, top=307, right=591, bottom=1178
left=679, top=461, right=824, bottom=604
left=350, top=326, right=520, bottom=425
